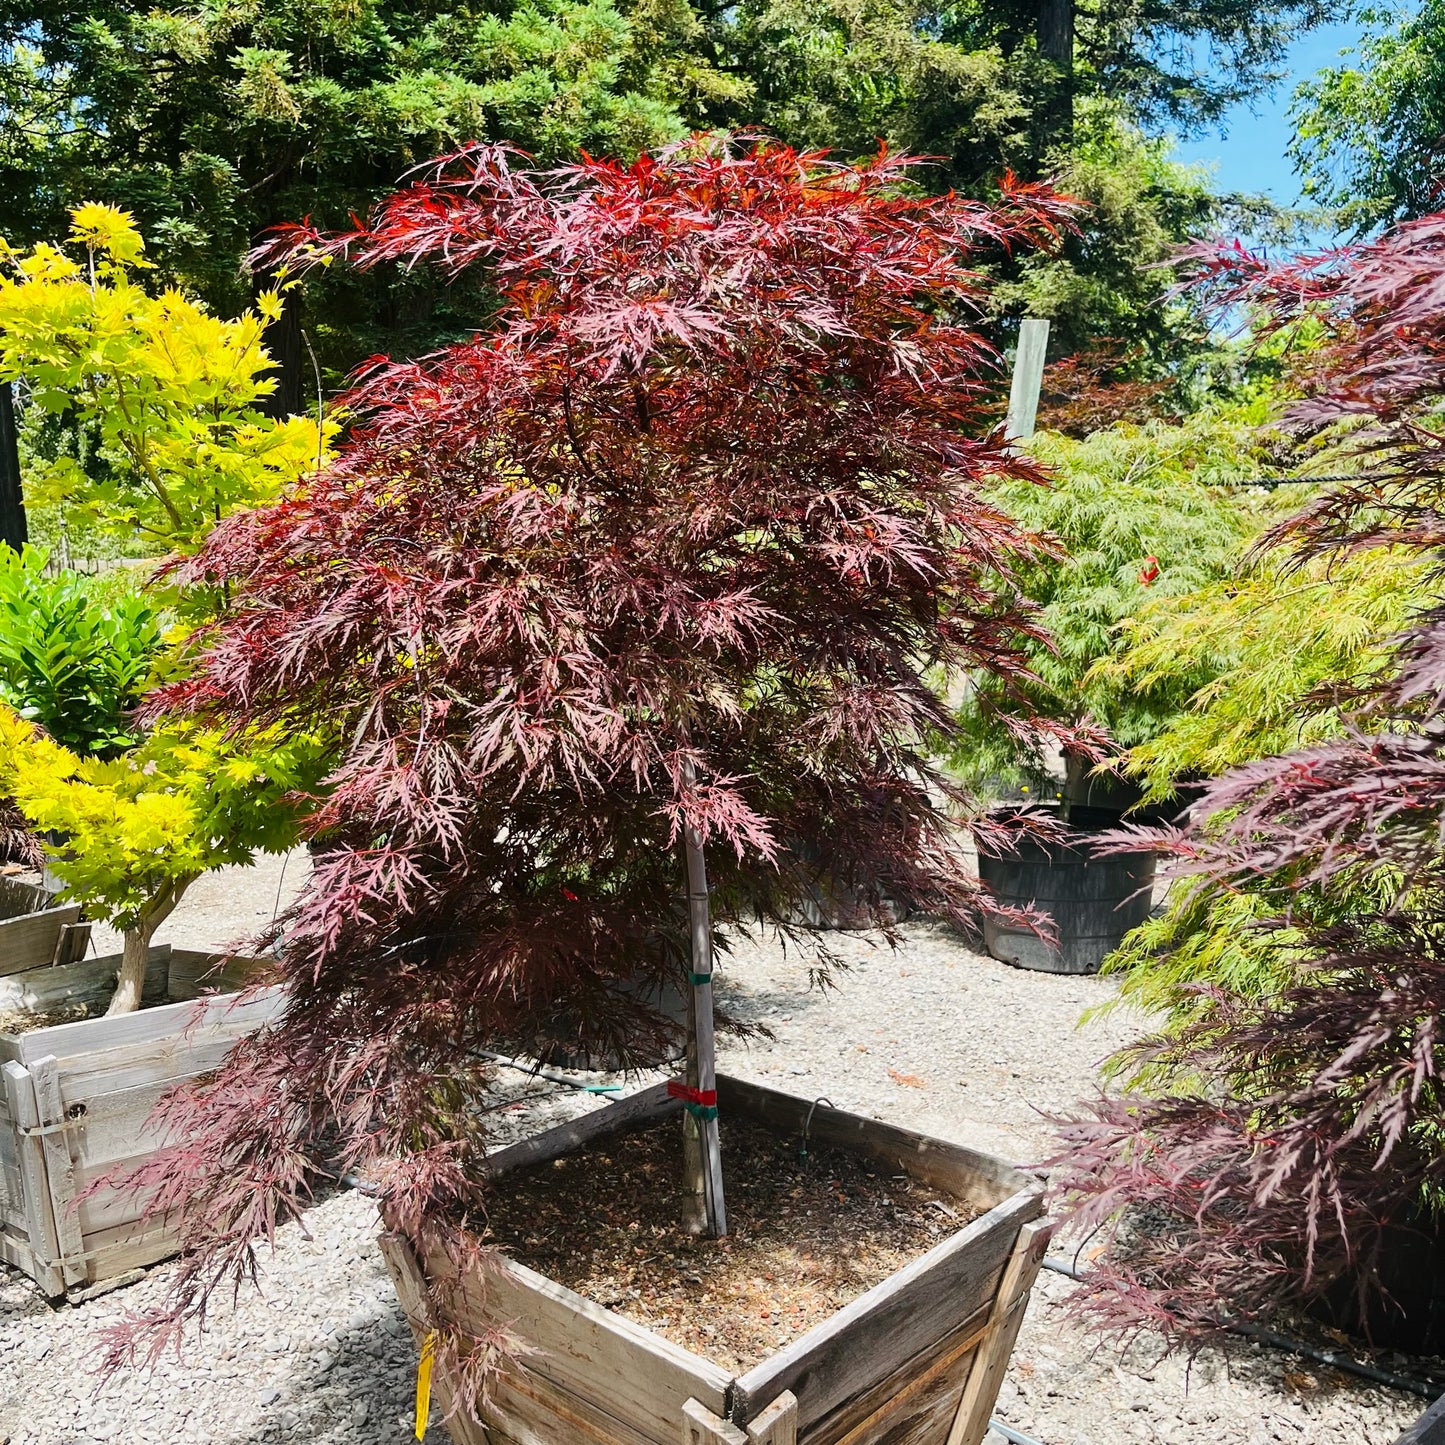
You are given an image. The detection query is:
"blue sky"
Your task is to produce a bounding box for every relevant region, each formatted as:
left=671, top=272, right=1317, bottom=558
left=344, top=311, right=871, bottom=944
left=1171, top=20, right=1368, bottom=207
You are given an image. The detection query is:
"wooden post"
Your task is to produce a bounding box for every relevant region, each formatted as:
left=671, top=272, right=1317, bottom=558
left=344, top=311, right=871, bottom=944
left=29, top=1054, right=86, bottom=1288
left=681, top=759, right=726, bottom=1238
left=683, top=1398, right=747, bottom=1445
left=0, top=381, right=26, bottom=552
left=1005, top=319, right=1050, bottom=444
left=2, top=1060, right=64, bottom=1296
left=945, top=1219, right=1053, bottom=1445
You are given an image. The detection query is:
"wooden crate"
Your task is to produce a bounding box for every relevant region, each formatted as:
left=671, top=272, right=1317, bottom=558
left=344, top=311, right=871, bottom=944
left=381, top=1074, right=1049, bottom=1445
left=0, top=876, right=89, bottom=976
left=0, top=945, right=282, bottom=1296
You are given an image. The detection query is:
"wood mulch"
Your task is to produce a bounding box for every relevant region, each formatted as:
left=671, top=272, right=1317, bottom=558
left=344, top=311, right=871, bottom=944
left=481, top=1112, right=978, bottom=1373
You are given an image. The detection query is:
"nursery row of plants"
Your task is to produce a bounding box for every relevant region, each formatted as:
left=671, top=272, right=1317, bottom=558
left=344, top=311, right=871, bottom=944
left=0, top=9, right=1444, bottom=1436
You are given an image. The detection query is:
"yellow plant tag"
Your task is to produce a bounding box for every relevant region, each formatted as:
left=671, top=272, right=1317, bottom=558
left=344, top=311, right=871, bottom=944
left=415, top=1329, right=438, bottom=1440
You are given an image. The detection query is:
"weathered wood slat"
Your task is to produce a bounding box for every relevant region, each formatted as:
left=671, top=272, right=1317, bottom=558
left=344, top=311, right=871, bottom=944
left=945, top=1220, right=1052, bottom=1445
left=437, top=1247, right=733, bottom=1444
left=481, top=1081, right=681, bottom=1180
left=1396, top=1393, right=1445, bottom=1445
left=805, top=1308, right=988, bottom=1445
left=0, top=877, right=47, bottom=918
left=730, top=1195, right=1034, bottom=1434
left=378, top=1230, right=495, bottom=1445
left=33, top=1075, right=172, bottom=1178
left=59, top=1212, right=176, bottom=1285
left=714, top=1077, right=1031, bottom=1207
left=1, top=1060, right=64, bottom=1295
left=0, top=902, right=83, bottom=978
left=9, top=986, right=284, bottom=1067
left=29, top=1055, right=86, bottom=1287
left=745, top=1391, right=798, bottom=1445
left=684, top=1399, right=747, bottom=1445
left=51, top=921, right=92, bottom=967
left=0, top=1219, right=37, bottom=1277
left=485, top=1362, right=663, bottom=1445
left=0, top=946, right=167, bottom=1017
left=165, top=950, right=271, bottom=1001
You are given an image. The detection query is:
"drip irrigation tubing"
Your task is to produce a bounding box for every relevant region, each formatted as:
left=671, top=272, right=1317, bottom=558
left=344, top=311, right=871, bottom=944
left=987, top=1424, right=1047, bottom=1445
left=1042, top=1255, right=1440, bottom=1399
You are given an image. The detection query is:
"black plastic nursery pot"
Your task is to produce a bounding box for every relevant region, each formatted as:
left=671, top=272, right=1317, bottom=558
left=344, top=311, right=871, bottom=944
left=1316, top=1209, right=1445, bottom=1356
left=976, top=823, right=1156, bottom=975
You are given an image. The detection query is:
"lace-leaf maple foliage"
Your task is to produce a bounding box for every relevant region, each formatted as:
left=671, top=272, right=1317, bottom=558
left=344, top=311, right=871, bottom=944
left=104, top=140, right=1077, bottom=1378
left=1052, top=213, right=1445, bottom=1346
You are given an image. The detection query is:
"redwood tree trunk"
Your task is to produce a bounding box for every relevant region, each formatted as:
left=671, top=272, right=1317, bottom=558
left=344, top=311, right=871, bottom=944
left=1037, top=0, right=1075, bottom=145
left=255, top=274, right=305, bottom=420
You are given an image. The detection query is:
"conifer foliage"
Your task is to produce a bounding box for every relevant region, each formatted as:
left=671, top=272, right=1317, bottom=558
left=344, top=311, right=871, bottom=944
left=110, top=140, right=1074, bottom=1372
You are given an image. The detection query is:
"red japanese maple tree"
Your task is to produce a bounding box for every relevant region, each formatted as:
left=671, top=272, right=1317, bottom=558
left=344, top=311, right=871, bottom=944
left=109, top=138, right=1074, bottom=1376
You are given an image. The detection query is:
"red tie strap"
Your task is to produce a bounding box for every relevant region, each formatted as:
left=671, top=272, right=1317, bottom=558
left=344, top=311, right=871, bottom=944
left=667, top=1080, right=719, bottom=1120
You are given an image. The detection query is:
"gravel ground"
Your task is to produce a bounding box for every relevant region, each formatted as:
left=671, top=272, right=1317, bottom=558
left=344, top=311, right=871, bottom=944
left=0, top=859, right=1427, bottom=1445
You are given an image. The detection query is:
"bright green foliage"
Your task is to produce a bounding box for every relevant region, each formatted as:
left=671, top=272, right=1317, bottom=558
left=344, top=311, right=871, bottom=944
left=949, top=406, right=1270, bottom=793
left=1100, top=865, right=1406, bottom=1046
left=1290, top=3, right=1445, bottom=228
left=0, top=206, right=329, bottom=552
left=1109, top=548, right=1428, bottom=800
left=1097, top=530, right=1426, bottom=1030
left=0, top=705, right=327, bottom=936
left=0, top=546, right=161, bottom=756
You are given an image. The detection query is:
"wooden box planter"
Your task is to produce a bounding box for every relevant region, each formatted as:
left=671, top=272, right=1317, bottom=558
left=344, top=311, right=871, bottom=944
left=0, top=875, right=89, bottom=974
left=381, top=1074, right=1049, bottom=1445
left=0, top=945, right=281, bottom=1297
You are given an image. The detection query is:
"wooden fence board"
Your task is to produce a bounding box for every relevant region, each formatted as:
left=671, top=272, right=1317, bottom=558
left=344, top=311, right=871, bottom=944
left=715, top=1077, right=1031, bottom=1207
left=0, top=946, right=167, bottom=1017
left=0, top=902, right=83, bottom=977
left=439, top=1248, right=733, bottom=1444
left=481, top=1081, right=680, bottom=1180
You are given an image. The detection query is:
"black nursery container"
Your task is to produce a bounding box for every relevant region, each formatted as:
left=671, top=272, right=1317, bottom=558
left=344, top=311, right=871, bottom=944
left=976, top=827, right=1156, bottom=975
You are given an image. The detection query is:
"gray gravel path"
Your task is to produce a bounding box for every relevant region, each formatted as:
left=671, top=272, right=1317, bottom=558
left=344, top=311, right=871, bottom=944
left=0, top=862, right=1425, bottom=1445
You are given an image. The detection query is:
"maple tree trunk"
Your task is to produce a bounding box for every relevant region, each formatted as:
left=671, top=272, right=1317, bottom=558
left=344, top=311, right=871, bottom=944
left=106, top=880, right=191, bottom=1016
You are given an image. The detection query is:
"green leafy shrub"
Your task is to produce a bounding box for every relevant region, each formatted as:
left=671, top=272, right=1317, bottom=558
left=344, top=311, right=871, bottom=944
left=1106, top=547, right=1427, bottom=803
left=949, top=404, right=1272, bottom=796
left=0, top=546, right=161, bottom=756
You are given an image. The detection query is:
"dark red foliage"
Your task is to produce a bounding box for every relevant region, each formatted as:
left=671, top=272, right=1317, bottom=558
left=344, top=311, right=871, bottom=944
left=1034, top=341, right=1172, bottom=437
left=0, top=798, right=39, bottom=869
left=104, top=139, right=1077, bottom=1375
left=1053, top=217, right=1445, bottom=1348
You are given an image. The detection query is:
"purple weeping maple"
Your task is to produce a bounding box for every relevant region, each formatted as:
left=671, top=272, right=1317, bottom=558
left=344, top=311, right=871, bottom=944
left=1053, top=215, right=1445, bottom=1346
left=101, top=139, right=1078, bottom=1380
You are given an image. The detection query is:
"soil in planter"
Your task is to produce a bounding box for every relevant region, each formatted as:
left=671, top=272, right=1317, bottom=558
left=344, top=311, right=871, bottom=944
left=481, top=1113, right=978, bottom=1372
left=0, top=1000, right=95, bottom=1033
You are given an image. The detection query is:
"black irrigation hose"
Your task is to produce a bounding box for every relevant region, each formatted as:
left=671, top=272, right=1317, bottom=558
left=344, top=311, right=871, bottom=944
left=1041, top=1256, right=1440, bottom=1400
